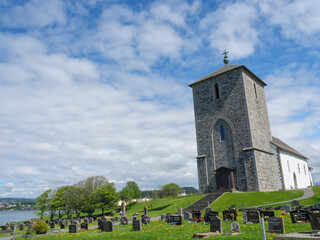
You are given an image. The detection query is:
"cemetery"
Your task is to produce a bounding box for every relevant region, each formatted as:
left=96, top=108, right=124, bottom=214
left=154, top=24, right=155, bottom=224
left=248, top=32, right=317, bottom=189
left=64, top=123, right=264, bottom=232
left=1, top=186, right=320, bottom=239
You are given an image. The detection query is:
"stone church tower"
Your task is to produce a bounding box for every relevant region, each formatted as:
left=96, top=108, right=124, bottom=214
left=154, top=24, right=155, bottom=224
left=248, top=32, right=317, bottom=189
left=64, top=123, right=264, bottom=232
left=189, top=63, right=282, bottom=193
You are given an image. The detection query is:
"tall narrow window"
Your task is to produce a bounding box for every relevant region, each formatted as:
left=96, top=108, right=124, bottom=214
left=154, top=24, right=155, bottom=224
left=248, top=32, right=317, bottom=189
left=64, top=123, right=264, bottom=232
left=287, top=161, right=290, bottom=172
left=254, top=83, right=257, bottom=98
left=215, top=83, right=220, bottom=99
left=219, top=124, right=225, bottom=141
left=304, top=165, right=306, bottom=175
left=298, top=163, right=300, bottom=174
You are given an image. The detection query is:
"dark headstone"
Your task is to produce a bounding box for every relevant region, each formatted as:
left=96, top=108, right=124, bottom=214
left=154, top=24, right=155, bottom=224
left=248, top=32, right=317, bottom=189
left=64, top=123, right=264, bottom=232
left=315, top=203, right=320, bottom=210
left=161, top=214, right=167, bottom=221
left=166, top=213, right=172, bottom=223
left=260, top=211, right=275, bottom=219
left=169, top=215, right=182, bottom=225
left=69, top=224, right=78, bottom=233
left=308, top=211, right=320, bottom=233
left=114, top=217, right=119, bottom=222
left=60, top=224, right=65, bottom=229
left=1, top=226, right=6, bottom=230
left=81, top=222, right=88, bottom=230
left=101, top=221, right=113, bottom=232
left=210, top=216, right=222, bottom=233
left=141, top=215, right=150, bottom=225
left=275, top=206, right=282, bottom=210
left=120, top=216, right=128, bottom=225
left=290, top=209, right=309, bottom=223
left=19, top=224, right=24, bottom=231
left=204, top=211, right=219, bottom=223
left=50, top=223, right=55, bottom=229
left=192, top=209, right=202, bottom=222
left=205, top=207, right=213, bottom=214
left=244, top=210, right=260, bottom=224
left=292, top=200, right=300, bottom=207
left=282, top=204, right=291, bottom=212
left=132, top=219, right=142, bottom=231
left=268, top=217, right=285, bottom=233
left=223, top=209, right=237, bottom=221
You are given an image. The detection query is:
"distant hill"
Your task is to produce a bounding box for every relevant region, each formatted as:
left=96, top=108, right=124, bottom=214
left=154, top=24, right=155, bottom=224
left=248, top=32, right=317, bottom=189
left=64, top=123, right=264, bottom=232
left=0, top=198, right=35, bottom=203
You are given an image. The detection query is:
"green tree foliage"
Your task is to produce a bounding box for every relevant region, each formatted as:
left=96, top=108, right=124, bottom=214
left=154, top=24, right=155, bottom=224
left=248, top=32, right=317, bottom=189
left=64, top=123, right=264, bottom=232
left=93, top=181, right=118, bottom=215
left=119, top=187, right=134, bottom=202
left=125, top=181, right=141, bottom=199
left=35, top=189, right=51, bottom=219
left=161, top=183, right=184, bottom=198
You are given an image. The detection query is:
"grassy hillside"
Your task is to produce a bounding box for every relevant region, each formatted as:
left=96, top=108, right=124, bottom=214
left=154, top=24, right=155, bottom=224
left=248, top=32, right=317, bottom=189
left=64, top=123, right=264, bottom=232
left=210, top=189, right=304, bottom=211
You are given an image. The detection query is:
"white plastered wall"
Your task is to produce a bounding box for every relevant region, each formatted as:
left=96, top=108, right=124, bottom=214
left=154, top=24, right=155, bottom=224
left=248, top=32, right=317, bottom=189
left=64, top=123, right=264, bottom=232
left=279, top=150, right=313, bottom=189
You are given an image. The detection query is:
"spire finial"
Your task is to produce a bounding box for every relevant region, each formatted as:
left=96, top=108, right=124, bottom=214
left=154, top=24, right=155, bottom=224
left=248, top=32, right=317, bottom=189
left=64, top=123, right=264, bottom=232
left=222, top=50, right=229, bottom=64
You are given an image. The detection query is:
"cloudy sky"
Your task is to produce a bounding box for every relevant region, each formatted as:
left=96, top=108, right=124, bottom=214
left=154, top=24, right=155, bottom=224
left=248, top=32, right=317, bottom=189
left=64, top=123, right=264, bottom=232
left=0, top=0, right=319, bottom=198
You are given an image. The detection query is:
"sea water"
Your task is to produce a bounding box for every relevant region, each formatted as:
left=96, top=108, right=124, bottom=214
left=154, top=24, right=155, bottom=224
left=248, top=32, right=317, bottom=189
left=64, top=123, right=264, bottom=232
left=0, top=210, right=38, bottom=225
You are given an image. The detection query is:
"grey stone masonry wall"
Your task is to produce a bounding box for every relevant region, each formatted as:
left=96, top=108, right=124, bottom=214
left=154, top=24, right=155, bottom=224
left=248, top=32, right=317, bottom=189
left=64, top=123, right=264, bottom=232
left=191, top=65, right=282, bottom=193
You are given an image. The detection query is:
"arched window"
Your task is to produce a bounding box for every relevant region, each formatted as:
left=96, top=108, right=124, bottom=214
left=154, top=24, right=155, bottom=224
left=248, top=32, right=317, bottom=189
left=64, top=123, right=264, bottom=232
left=219, top=124, right=225, bottom=141
left=215, top=83, right=220, bottom=99
left=254, top=83, right=257, bottom=98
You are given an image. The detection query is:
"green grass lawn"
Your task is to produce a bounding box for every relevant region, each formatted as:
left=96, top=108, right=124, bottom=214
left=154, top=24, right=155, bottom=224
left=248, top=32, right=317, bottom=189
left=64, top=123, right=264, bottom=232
left=14, top=210, right=312, bottom=240
left=210, top=189, right=304, bottom=211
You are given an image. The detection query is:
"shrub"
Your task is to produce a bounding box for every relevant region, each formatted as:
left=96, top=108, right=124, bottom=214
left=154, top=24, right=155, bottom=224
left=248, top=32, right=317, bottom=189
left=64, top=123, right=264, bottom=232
left=32, top=221, right=48, bottom=234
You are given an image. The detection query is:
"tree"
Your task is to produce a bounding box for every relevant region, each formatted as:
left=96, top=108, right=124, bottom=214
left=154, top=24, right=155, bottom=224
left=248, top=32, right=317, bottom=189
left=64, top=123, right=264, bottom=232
left=53, top=186, right=69, bottom=218
left=93, top=181, right=118, bottom=215
left=119, top=187, right=134, bottom=202
left=161, top=183, right=183, bottom=198
left=125, top=181, right=141, bottom=199
left=47, top=189, right=58, bottom=220
left=35, top=189, right=51, bottom=219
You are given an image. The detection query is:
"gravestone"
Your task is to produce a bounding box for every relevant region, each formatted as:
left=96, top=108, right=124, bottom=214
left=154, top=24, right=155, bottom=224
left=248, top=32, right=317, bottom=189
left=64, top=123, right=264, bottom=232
left=110, top=218, right=115, bottom=222
left=69, top=224, right=78, bottom=233
left=275, top=206, right=282, bottom=210
left=161, top=214, right=167, bottom=221
left=89, top=218, right=93, bottom=224
left=290, top=209, right=309, bottom=223
left=260, top=210, right=275, bottom=219
left=184, top=212, right=191, bottom=221
left=192, top=209, right=202, bottom=222
left=223, top=209, right=237, bottom=221
left=315, top=203, right=320, bottom=210
left=166, top=213, right=172, bottom=223
left=245, top=210, right=260, bottom=224
left=178, top=208, right=183, bottom=216
left=268, top=217, right=285, bottom=234
left=132, top=219, right=142, bottom=231
left=1, top=226, right=6, bottom=230
left=144, top=206, right=148, bottom=216
left=101, top=221, right=113, bottom=232
left=169, top=215, right=182, bottom=225
left=282, top=204, right=291, bottom=212
left=19, top=224, right=24, bottom=231
left=206, top=207, right=213, bottom=214
left=10, top=225, right=14, bottom=230
left=308, top=211, right=320, bottom=233
left=60, top=224, right=65, bottom=229
left=50, top=222, right=55, bottom=229
left=114, top=217, right=119, bottom=221
left=292, top=200, right=300, bottom=208
left=210, top=216, right=222, bottom=233
left=141, top=215, right=150, bottom=225
left=27, top=223, right=32, bottom=231
left=204, top=211, right=219, bottom=223
left=230, top=222, right=241, bottom=233
left=81, top=222, right=88, bottom=230
left=120, top=216, right=128, bottom=225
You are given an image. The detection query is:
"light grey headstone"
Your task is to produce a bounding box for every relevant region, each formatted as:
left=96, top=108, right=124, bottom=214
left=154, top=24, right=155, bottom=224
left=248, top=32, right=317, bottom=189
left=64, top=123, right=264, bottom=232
left=282, top=204, right=291, bottom=212
left=184, top=211, right=191, bottom=220
left=230, top=222, right=241, bottom=233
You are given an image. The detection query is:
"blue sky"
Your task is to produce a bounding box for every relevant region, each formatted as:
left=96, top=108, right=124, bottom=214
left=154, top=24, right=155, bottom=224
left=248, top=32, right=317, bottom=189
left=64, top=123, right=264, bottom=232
left=0, top=0, right=319, bottom=198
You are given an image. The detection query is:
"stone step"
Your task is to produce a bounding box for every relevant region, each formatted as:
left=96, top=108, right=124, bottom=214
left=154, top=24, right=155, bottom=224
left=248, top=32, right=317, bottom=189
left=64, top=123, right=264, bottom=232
left=183, top=192, right=224, bottom=213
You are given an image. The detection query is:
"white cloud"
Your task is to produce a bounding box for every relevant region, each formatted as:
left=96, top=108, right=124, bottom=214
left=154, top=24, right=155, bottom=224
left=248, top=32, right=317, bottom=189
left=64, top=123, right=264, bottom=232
left=200, top=2, right=259, bottom=59
left=0, top=0, right=66, bottom=28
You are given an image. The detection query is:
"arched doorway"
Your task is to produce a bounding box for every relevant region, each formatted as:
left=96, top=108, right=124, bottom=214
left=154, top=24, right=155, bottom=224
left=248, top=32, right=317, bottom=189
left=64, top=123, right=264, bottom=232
left=293, top=172, right=298, bottom=189
left=215, top=167, right=235, bottom=190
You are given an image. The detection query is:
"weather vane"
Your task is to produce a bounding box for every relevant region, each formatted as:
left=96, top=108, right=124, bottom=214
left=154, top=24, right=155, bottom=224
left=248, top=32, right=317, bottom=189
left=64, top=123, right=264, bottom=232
left=222, top=50, right=229, bottom=64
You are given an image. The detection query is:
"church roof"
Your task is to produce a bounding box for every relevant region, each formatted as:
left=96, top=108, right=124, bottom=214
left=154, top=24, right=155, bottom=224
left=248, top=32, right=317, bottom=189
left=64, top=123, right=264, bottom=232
left=189, top=64, right=267, bottom=87
left=271, top=136, right=308, bottom=159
